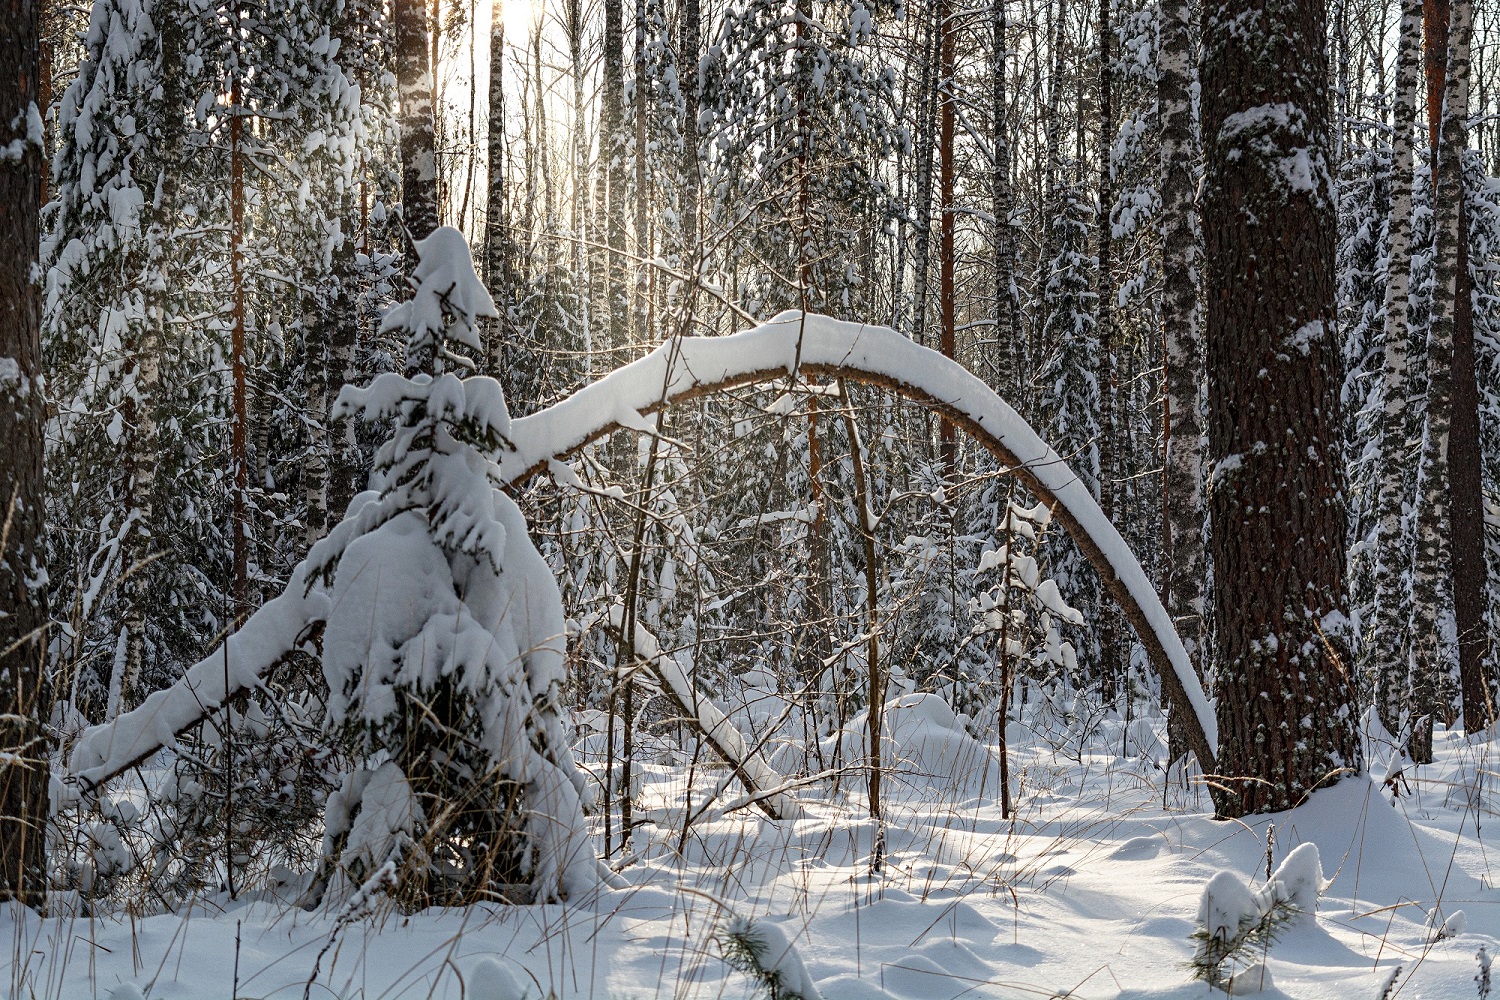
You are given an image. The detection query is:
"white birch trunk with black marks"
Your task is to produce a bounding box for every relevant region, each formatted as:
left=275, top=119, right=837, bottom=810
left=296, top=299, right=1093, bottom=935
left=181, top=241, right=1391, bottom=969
left=1372, top=0, right=1422, bottom=734
left=396, top=0, right=439, bottom=242
left=1407, top=0, right=1472, bottom=762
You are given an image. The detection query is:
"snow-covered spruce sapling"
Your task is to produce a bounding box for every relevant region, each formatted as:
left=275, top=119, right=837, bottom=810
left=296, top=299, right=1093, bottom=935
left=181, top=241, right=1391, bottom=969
left=307, top=227, right=595, bottom=906
left=1190, top=845, right=1324, bottom=989
left=718, top=914, right=822, bottom=1000
left=1479, top=945, right=1493, bottom=999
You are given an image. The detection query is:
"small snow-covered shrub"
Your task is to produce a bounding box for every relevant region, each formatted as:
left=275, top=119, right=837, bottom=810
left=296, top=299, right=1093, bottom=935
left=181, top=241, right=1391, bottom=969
left=1190, top=844, right=1324, bottom=991
left=310, top=227, right=594, bottom=905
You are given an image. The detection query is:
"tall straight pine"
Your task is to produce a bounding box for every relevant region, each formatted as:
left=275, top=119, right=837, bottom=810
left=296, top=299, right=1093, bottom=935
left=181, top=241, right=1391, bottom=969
left=1201, top=0, right=1361, bottom=815
left=0, top=0, right=50, bottom=904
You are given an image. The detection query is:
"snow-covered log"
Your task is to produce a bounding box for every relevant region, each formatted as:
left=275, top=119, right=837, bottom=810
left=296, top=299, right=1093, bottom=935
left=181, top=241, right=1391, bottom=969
left=597, top=608, right=804, bottom=822
left=68, top=568, right=328, bottom=789
left=501, top=311, right=1219, bottom=768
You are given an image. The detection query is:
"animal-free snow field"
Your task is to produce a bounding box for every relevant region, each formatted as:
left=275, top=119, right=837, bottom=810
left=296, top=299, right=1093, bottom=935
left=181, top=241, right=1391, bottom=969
left=9, top=709, right=1498, bottom=999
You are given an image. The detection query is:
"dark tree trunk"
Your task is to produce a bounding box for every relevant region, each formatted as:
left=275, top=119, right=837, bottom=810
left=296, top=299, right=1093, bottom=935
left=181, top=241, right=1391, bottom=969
left=1201, top=0, right=1361, bottom=815
left=396, top=0, right=440, bottom=242
left=1452, top=191, right=1492, bottom=732
left=0, top=0, right=51, bottom=904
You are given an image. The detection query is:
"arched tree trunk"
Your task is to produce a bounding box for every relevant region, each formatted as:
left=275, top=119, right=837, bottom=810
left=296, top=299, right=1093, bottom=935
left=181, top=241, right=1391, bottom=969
left=71, top=316, right=1221, bottom=795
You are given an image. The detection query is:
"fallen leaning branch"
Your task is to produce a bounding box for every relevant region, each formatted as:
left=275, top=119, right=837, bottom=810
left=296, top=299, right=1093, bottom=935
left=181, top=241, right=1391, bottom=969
left=590, top=608, right=804, bottom=822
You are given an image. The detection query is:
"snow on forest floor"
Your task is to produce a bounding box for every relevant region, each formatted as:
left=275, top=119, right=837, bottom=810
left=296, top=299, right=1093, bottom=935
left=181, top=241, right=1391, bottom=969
left=7, top=715, right=1500, bottom=1000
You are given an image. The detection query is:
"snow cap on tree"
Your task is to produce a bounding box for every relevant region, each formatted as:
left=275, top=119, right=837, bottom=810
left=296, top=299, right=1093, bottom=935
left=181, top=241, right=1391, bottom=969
left=383, top=225, right=499, bottom=370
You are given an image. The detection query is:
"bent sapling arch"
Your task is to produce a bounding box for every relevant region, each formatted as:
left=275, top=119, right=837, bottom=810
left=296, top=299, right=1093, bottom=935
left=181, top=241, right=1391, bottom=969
left=67, top=312, right=1218, bottom=804
left=498, top=312, right=1219, bottom=770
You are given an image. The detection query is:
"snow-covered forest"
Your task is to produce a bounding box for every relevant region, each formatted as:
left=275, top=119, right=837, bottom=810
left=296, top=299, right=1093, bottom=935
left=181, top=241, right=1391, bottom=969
left=1, top=0, right=1499, bottom=991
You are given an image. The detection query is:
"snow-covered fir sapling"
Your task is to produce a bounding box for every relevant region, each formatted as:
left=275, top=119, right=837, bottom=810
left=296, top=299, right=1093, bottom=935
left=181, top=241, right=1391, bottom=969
left=306, top=227, right=595, bottom=906
left=1478, top=945, right=1493, bottom=999
left=1190, top=844, right=1324, bottom=990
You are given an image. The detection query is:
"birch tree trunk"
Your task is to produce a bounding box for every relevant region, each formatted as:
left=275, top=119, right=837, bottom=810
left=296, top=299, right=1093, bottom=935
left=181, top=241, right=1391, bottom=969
left=603, top=0, right=628, bottom=355
left=992, top=0, right=1017, bottom=398
left=1408, top=0, right=1474, bottom=760
left=937, top=0, right=956, bottom=468
left=681, top=0, right=701, bottom=280
left=1158, top=0, right=1206, bottom=760
left=1202, top=0, right=1361, bottom=815
left=396, top=0, right=439, bottom=242
left=633, top=0, right=650, bottom=345
left=0, top=0, right=51, bottom=904
left=1371, top=0, right=1422, bottom=735
left=1096, top=0, right=1122, bottom=703
left=909, top=0, right=938, bottom=347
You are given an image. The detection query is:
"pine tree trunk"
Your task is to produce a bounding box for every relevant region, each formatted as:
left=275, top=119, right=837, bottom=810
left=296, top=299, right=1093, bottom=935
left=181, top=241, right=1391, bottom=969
left=396, top=0, right=439, bottom=241
left=1201, top=0, right=1361, bottom=815
left=0, top=0, right=51, bottom=904
left=1158, top=0, right=1206, bottom=761
left=1371, top=0, right=1422, bottom=735
left=1409, top=0, right=1473, bottom=759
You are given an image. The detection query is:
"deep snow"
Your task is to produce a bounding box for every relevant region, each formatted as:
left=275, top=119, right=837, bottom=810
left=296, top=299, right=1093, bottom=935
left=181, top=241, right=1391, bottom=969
left=13, top=716, right=1500, bottom=999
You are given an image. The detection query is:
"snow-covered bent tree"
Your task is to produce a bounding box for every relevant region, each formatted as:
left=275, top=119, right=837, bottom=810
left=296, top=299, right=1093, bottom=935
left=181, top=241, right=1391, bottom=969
left=307, top=227, right=594, bottom=904
left=67, top=287, right=1221, bottom=898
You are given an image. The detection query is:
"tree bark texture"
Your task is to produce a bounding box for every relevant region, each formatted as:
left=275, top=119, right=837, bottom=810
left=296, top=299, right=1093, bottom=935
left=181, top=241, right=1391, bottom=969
left=1158, top=0, right=1205, bottom=677
left=0, top=0, right=51, bottom=904
left=1371, top=0, right=1422, bottom=735
left=1201, top=0, right=1361, bottom=814
left=1408, top=0, right=1472, bottom=760
left=396, top=0, right=440, bottom=242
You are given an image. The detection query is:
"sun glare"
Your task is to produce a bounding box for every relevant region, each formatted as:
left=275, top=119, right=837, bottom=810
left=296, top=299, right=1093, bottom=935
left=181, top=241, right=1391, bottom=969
left=500, top=0, right=543, bottom=41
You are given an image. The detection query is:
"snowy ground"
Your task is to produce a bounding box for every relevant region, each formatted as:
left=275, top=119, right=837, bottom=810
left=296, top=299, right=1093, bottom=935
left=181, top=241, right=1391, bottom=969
left=8, top=708, right=1500, bottom=1000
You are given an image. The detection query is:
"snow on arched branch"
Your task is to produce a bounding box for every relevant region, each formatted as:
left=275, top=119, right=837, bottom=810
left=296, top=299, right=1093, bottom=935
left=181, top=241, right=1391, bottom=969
left=498, top=311, right=1218, bottom=765
left=68, top=310, right=1217, bottom=792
